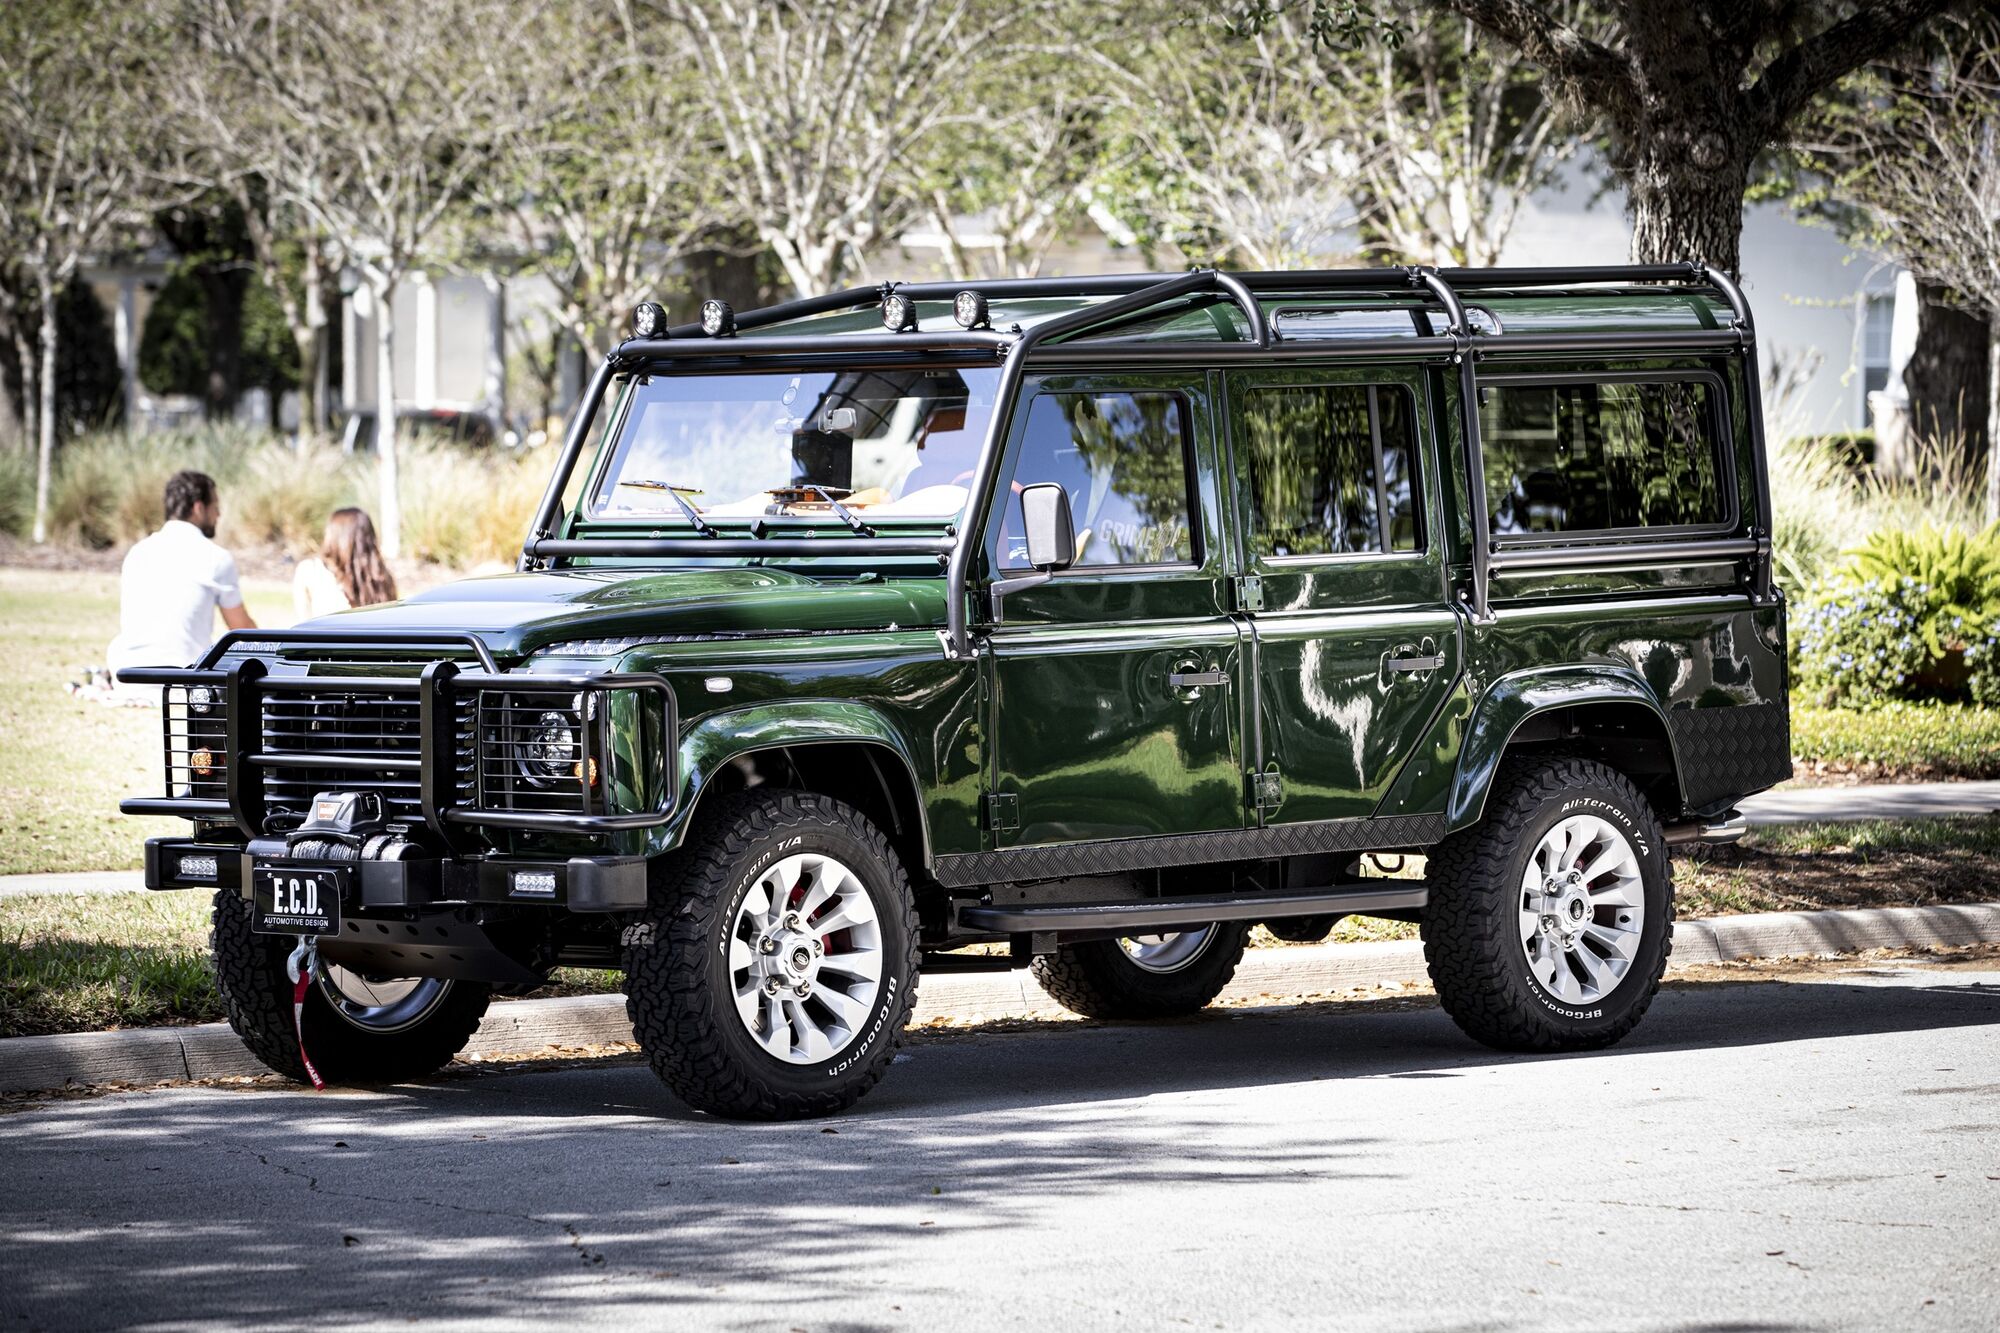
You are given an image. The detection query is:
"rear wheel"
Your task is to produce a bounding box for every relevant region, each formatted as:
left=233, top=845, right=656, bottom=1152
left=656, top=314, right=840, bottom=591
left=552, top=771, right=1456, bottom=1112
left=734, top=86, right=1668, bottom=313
left=622, top=791, right=919, bottom=1120
left=1422, top=757, right=1671, bottom=1051
left=210, top=889, right=491, bottom=1084
left=1032, top=921, right=1250, bottom=1020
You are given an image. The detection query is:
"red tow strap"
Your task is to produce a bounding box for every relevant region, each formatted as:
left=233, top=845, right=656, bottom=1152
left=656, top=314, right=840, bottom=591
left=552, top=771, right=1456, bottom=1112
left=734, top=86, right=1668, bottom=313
left=286, top=939, right=327, bottom=1091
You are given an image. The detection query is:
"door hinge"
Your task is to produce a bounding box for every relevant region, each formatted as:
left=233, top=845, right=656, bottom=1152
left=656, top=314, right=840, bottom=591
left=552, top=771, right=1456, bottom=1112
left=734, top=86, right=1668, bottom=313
left=1233, top=574, right=1264, bottom=612
left=986, top=792, right=1019, bottom=832
left=1251, top=771, right=1284, bottom=810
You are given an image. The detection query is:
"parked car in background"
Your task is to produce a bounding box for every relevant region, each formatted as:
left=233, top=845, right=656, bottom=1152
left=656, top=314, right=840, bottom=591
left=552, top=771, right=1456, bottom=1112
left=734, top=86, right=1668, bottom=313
left=339, top=406, right=501, bottom=453
left=124, top=263, right=1789, bottom=1119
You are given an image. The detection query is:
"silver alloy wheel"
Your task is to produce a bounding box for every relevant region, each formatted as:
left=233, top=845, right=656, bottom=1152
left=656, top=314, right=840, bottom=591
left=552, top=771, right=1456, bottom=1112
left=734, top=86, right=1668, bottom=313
left=728, top=852, right=885, bottom=1065
left=316, top=965, right=454, bottom=1034
left=1517, top=813, right=1646, bottom=1006
left=1118, top=927, right=1215, bottom=974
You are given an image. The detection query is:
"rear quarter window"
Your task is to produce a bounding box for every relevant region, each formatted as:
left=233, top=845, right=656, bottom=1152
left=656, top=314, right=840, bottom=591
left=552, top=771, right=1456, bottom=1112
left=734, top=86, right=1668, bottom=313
left=1479, top=377, right=1728, bottom=537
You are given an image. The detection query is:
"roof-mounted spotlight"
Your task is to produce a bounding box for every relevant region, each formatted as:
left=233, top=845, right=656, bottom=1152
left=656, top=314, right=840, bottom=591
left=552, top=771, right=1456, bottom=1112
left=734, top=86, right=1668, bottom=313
left=881, top=291, right=918, bottom=333
left=699, top=299, right=736, bottom=337
left=630, top=301, right=667, bottom=340
left=952, top=290, right=991, bottom=330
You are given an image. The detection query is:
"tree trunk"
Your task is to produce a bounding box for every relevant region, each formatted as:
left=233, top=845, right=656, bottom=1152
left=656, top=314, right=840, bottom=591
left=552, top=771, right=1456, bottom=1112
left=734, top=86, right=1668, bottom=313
left=301, top=241, right=328, bottom=436
left=199, top=266, right=249, bottom=422
left=1987, top=332, right=2000, bottom=524
left=1625, top=144, right=1749, bottom=277
left=1904, top=281, right=1990, bottom=469
left=371, top=277, right=402, bottom=558
left=31, top=273, right=57, bottom=544
left=14, top=326, right=36, bottom=456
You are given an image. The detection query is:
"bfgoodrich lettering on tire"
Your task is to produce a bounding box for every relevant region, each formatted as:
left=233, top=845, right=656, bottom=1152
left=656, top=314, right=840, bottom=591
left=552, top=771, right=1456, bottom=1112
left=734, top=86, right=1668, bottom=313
left=1421, top=756, right=1672, bottom=1052
left=622, top=790, right=920, bottom=1120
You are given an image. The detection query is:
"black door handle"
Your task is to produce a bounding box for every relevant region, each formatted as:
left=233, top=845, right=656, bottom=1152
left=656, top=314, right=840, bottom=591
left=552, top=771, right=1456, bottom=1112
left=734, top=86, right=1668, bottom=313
left=1168, top=670, right=1230, bottom=688
left=1386, top=654, right=1444, bottom=673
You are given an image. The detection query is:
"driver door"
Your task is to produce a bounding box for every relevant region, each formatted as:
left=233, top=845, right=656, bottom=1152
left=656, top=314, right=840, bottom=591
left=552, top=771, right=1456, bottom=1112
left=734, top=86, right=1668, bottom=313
left=979, top=373, right=1245, bottom=849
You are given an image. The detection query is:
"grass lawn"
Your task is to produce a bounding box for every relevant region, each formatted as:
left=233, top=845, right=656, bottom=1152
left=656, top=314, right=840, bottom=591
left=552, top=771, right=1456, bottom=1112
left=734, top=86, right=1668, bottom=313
left=0, top=889, right=620, bottom=1039
left=7, top=815, right=1996, bottom=1040
left=0, top=567, right=293, bottom=876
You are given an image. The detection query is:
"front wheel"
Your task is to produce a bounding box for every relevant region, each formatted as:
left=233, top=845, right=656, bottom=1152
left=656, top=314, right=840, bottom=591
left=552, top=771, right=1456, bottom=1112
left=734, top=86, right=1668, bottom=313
left=1032, top=921, right=1250, bottom=1020
left=210, top=889, right=491, bottom=1084
left=622, top=791, right=920, bottom=1120
left=1422, top=756, right=1672, bottom=1052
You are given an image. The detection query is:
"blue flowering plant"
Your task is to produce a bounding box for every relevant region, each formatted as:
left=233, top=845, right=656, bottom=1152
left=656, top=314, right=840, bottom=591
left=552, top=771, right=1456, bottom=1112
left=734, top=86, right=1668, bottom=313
left=1791, top=575, right=1944, bottom=708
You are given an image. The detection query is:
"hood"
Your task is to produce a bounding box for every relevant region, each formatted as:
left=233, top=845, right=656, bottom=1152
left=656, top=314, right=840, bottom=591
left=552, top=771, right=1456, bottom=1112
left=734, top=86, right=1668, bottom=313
left=297, top=567, right=945, bottom=659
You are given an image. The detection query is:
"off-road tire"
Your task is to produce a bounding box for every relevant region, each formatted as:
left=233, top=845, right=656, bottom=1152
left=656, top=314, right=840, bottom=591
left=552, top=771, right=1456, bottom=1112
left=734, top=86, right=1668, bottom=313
left=1422, top=756, right=1672, bottom=1052
left=621, top=791, right=920, bottom=1120
left=210, top=888, right=491, bottom=1084
left=1032, top=921, right=1251, bottom=1020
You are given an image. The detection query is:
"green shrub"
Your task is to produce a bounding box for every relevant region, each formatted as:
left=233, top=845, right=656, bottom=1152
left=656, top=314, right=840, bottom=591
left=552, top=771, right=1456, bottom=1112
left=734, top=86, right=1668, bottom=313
left=0, top=449, right=32, bottom=537
left=1966, top=625, right=2000, bottom=707
left=1838, top=522, right=2000, bottom=654
left=1791, top=697, right=2000, bottom=779
left=1790, top=576, right=1936, bottom=708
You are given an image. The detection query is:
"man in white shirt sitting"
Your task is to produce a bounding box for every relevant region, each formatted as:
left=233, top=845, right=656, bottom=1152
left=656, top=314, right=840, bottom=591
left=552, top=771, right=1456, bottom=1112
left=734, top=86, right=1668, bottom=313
left=106, top=470, right=258, bottom=682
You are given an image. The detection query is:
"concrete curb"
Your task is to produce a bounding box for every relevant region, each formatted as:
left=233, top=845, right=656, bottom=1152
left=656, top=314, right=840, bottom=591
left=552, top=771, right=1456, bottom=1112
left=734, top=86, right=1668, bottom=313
left=5, top=901, right=1998, bottom=1094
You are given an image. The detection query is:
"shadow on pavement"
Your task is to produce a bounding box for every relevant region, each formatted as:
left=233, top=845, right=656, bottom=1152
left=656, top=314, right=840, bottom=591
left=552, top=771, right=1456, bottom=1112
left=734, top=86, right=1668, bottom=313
left=0, top=974, right=1992, bottom=1329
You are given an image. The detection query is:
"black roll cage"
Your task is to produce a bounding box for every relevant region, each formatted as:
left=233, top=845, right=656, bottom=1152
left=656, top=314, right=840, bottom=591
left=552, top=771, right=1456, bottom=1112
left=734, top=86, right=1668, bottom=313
left=519, top=261, right=1773, bottom=649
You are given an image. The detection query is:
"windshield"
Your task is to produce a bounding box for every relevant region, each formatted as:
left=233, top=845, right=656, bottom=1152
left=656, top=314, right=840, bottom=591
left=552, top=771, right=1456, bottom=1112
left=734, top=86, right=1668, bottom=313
left=589, top=366, right=1002, bottom=522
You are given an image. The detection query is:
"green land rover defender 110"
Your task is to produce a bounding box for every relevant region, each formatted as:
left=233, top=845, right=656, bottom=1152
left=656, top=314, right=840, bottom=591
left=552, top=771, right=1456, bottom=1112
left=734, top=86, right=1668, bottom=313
left=124, top=263, right=1790, bottom=1118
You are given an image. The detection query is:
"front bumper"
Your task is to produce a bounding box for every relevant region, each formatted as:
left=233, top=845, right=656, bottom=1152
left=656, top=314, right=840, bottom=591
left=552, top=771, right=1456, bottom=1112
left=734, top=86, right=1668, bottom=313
left=142, top=835, right=647, bottom=912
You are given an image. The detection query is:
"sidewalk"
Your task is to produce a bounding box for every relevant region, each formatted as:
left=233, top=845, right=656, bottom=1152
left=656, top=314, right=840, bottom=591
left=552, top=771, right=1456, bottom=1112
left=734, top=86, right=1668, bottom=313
left=4, top=901, right=1997, bottom=1094
left=8, top=780, right=1999, bottom=900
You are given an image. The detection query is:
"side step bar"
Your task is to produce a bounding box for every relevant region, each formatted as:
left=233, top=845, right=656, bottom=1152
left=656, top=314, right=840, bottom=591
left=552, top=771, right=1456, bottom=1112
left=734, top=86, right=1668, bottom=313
left=956, top=885, right=1426, bottom=935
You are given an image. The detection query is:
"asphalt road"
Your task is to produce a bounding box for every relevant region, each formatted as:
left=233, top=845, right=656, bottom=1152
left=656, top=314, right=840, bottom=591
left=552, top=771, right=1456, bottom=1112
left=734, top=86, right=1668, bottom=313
left=4, top=966, right=1998, bottom=1333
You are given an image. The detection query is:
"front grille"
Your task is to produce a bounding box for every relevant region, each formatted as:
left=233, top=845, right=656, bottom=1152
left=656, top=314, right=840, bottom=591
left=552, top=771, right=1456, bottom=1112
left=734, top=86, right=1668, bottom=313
left=260, top=685, right=475, bottom=824
left=478, top=689, right=596, bottom=816
left=164, top=684, right=228, bottom=802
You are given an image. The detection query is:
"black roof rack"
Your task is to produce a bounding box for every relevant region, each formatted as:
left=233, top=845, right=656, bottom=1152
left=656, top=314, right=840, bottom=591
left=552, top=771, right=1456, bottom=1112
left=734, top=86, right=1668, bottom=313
left=521, top=262, right=1770, bottom=649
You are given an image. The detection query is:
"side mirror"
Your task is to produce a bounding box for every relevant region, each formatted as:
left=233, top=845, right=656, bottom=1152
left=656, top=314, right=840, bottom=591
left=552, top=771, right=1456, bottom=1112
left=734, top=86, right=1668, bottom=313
left=1020, top=482, right=1075, bottom=572
left=988, top=483, right=1077, bottom=623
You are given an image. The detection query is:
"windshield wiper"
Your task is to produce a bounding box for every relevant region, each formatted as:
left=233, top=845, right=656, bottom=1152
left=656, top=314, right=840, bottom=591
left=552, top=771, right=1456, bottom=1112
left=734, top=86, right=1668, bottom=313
left=780, top=484, right=873, bottom=536
left=618, top=479, right=717, bottom=537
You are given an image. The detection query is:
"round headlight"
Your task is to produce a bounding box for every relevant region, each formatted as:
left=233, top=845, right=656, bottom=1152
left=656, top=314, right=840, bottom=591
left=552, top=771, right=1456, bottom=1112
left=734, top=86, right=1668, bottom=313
left=952, top=290, right=989, bottom=330
left=881, top=292, right=917, bottom=332
left=516, top=709, right=580, bottom=789
left=188, top=685, right=215, bottom=715
left=631, top=301, right=667, bottom=340
left=700, top=299, right=736, bottom=337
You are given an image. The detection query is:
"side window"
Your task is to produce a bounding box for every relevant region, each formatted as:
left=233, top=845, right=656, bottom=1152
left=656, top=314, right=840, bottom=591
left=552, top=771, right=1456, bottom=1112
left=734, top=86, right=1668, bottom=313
left=1480, top=378, right=1726, bottom=537
left=999, top=391, right=1195, bottom=569
left=1239, top=383, right=1422, bottom=559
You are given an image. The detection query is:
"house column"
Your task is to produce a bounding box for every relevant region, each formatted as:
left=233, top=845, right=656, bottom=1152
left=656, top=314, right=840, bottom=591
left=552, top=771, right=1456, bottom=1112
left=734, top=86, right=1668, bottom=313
left=482, top=273, right=506, bottom=427
left=113, top=274, right=139, bottom=433
left=412, top=271, right=438, bottom=407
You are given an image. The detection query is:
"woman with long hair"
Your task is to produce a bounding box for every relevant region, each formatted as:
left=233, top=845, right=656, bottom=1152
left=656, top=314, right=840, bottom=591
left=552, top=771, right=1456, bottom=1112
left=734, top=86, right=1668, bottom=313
left=293, top=507, right=399, bottom=618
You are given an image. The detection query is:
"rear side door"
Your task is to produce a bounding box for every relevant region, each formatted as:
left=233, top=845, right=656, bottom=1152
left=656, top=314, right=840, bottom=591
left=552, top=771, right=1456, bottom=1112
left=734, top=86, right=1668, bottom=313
left=981, top=373, right=1244, bottom=847
left=1222, top=365, right=1462, bottom=824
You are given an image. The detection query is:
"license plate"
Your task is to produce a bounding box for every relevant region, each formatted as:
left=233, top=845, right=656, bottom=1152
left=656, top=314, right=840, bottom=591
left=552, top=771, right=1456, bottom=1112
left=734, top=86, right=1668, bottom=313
left=251, top=864, right=347, bottom=936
